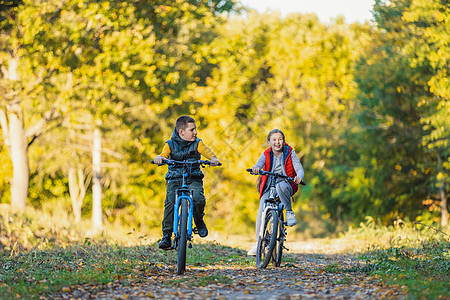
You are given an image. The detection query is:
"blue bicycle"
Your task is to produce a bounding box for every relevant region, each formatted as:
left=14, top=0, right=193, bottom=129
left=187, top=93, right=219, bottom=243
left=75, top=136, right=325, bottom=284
left=153, top=159, right=221, bottom=274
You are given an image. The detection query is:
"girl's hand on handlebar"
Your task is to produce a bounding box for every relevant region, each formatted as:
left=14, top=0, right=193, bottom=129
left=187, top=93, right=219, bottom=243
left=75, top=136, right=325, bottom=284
left=251, top=167, right=260, bottom=174
left=294, top=176, right=302, bottom=185
left=153, top=155, right=166, bottom=165
left=210, top=157, right=220, bottom=166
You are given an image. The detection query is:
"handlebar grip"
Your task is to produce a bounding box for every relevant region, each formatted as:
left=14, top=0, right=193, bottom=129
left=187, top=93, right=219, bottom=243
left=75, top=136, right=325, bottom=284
left=246, top=168, right=252, bottom=172
left=300, top=181, right=306, bottom=186
left=151, top=159, right=167, bottom=165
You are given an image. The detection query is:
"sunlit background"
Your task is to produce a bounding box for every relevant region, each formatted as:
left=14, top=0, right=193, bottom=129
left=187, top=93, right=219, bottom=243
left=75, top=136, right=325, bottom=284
left=0, top=0, right=448, bottom=252
left=240, top=0, right=375, bottom=23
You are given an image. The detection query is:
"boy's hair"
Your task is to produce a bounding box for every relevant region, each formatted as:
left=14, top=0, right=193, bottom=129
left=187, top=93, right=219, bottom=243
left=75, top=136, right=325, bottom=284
left=267, top=129, right=285, bottom=141
left=176, top=115, right=195, bottom=131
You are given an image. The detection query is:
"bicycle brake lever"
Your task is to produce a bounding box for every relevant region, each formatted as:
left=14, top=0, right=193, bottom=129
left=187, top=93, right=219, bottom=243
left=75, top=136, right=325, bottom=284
left=246, top=168, right=259, bottom=175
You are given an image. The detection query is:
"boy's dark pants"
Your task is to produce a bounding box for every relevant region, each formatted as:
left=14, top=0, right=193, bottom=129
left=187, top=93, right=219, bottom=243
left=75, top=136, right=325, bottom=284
left=162, top=179, right=206, bottom=235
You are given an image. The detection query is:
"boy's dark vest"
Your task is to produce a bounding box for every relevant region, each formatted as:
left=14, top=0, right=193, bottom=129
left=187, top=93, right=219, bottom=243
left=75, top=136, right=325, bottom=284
left=259, top=143, right=298, bottom=198
left=165, top=138, right=204, bottom=181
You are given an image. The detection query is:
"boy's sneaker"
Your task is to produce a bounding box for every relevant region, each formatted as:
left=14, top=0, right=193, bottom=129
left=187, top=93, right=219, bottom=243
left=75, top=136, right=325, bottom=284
left=158, top=233, right=172, bottom=250
left=247, top=242, right=257, bottom=256
left=286, top=211, right=297, bottom=227
left=194, top=218, right=208, bottom=238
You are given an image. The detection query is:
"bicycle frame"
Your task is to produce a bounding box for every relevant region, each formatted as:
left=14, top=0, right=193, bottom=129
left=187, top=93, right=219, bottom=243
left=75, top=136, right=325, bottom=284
left=259, top=172, right=284, bottom=237
left=173, top=172, right=194, bottom=244
left=258, top=187, right=283, bottom=239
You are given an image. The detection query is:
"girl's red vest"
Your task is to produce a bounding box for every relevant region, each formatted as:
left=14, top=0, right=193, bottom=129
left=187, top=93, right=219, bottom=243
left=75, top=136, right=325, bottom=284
left=259, top=144, right=298, bottom=198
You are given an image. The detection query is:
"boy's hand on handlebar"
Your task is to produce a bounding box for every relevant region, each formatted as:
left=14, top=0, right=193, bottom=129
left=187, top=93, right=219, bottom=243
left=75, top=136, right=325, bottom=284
left=251, top=167, right=260, bottom=174
left=210, top=157, right=220, bottom=166
left=153, top=155, right=166, bottom=165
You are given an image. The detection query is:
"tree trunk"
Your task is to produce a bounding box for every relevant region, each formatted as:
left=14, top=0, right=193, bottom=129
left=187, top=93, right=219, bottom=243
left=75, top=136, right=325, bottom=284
left=8, top=105, right=29, bottom=210
left=440, top=187, right=448, bottom=228
left=437, top=155, right=448, bottom=227
left=3, top=57, right=29, bottom=210
left=0, top=109, right=9, bottom=147
left=92, top=127, right=102, bottom=230
left=68, top=167, right=89, bottom=223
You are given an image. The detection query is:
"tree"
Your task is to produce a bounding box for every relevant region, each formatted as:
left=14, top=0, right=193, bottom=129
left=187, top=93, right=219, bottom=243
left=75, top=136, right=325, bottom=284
left=348, top=0, right=449, bottom=226
left=1, top=0, right=237, bottom=229
left=401, top=0, right=449, bottom=227
left=0, top=1, right=64, bottom=209
left=191, top=12, right=372, bottom=233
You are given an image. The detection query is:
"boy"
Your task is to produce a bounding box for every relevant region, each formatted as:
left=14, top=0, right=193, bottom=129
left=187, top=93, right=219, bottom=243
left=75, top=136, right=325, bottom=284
left=154, top=116, right=220, bottom=249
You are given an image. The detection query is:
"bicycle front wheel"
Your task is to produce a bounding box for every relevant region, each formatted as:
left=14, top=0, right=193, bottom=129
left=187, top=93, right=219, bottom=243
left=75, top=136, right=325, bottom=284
left=275, top=213, right=285, bottom=267
left=256, top=209, right=278, bottom=269
left=177, top=198, right=188, bottom=275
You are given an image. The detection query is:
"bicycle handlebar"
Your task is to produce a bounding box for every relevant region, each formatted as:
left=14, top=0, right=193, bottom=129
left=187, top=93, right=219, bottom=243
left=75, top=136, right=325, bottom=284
left=152, top=159, right=222, bottom=167
left=246, top=169, right=306, bottom=185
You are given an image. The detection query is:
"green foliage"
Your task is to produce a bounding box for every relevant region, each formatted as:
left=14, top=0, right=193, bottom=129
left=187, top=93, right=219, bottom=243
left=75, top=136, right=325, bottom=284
left=0, top=144, right=12, bottom=203
left=333, top=0, right=449, bottom=226
left=190, top=12, right=373, bottom=233
left=401, top=0, right=450, bottom=194
left=0, top=0, right=448, bottom=237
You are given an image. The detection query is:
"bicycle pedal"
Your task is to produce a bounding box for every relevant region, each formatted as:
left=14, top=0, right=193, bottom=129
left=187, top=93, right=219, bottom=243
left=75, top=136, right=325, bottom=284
left=283, top=245, right=289, bottom=251
left=193, top=227, right=199, bottom=234
left=189, top=243, right=192, bottom=249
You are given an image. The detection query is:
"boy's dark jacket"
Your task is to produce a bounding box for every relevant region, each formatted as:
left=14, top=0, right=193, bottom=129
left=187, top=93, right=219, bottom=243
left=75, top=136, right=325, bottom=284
left=165, top=128, right=204, bottom=181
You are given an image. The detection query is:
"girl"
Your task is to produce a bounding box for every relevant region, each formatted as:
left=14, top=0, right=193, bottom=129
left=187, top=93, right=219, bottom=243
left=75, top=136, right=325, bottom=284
left=248, top=129, right=304, bottom=256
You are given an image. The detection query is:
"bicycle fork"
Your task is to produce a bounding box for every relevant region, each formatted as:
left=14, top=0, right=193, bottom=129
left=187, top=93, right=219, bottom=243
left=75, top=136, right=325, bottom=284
left=173, top=190, right=194, bottom=245
left=258, top=205, right=275, bottom=238
left=277, top=203, right=289, bottom=252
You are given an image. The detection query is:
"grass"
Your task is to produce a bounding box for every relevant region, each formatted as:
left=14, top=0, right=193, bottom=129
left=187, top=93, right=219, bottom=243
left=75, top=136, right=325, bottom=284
left=0, top=205, right=255, bottom=298
left=187, top=242, right=254, bottom=266
left=1, top=207, right=449, bottom=299
left=337, top=218, right=450, bottom=299
left=0, top=241, right=251, bottom=299
left=356, top=238, right=450, bottom=299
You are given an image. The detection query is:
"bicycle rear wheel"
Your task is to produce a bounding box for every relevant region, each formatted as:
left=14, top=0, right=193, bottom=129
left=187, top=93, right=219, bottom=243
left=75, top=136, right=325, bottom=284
left=275, top=213, right=285, bottom=267
left=177, top=199, right=188, bottom=275
left=256, top=209, right=278, bottom=269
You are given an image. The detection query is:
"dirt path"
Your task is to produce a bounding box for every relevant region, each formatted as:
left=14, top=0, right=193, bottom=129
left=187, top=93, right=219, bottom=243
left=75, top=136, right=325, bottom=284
left=52, top=251, right=407, bottom=299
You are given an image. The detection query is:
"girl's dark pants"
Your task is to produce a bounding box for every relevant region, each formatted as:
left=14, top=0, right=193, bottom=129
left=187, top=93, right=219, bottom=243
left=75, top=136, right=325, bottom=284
left=162, top=179, right=206, bottom=235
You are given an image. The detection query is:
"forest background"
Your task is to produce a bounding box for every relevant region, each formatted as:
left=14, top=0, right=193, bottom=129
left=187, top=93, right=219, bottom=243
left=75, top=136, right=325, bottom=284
left=0, top=0, right=448, bottom=243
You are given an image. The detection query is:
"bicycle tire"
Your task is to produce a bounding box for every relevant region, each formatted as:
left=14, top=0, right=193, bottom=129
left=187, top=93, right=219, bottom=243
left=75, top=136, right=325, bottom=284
left=177, top=198, right=188, bottom=275
left=272, top=241, right=278, bottom=267
left=256, top=209, right=278, bottom=269
left=271, top=211, right=281, bottom=267
left=275, top=212, right=285, bottom=267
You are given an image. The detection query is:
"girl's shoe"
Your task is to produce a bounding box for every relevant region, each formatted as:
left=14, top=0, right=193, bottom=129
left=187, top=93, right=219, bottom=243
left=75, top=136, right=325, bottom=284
left=247, top=242, right=257, bottom=256
left=286, top=211, right=297, bottom=226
